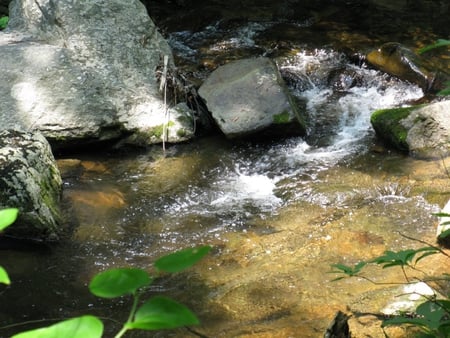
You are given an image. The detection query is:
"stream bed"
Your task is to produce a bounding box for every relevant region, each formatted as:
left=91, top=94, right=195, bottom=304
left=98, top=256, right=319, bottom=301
left=2, top=2, right=450, bottom=337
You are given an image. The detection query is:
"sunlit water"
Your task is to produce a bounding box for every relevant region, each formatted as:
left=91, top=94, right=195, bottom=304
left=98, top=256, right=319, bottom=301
left=1, top=19, right=447, bottom=338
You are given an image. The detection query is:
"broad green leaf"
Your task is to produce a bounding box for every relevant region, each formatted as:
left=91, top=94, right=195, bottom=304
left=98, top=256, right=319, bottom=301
left=0, top=208, right=19, bottom=231
left=415, top=300, right=448, bottom=331
left=126, top=296, right=199, bottom=330
left=12, top=315, right=103, bottom=338
left=154, top=246, right=211, bottom=273
left=89, top=268, right=151, bottom=298
left=0, top=266, right=10, bottom=285
left=418, top=39, right=450, bottom=54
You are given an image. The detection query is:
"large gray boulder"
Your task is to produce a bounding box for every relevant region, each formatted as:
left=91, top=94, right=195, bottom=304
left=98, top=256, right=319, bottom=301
left=199, top=57, right=306, bottom=139
left=0, top=0, right=194, bottom=149
left=371, top=100, right=450, bottom=158
left=0, top=129, right=62, bottom=240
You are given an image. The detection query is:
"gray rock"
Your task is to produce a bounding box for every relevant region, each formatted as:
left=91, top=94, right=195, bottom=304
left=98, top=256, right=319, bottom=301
left=0, top=0, right=194, bottom=149
left=0, top=129, right=62, bottom=240
left=199, top=57, right=306, bottom=139
left=401, top=100, right=450, bottom=158
left=371, top=100, right=450, bottom=159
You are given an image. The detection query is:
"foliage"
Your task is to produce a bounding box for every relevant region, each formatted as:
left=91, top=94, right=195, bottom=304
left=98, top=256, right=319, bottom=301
left=418, top=39, right=450, bottom=54
left=418, top=39, right=450, bottom=96
left=0, top=208, right=19, bottom=285
left=8, top=246, right=211, bottom=338
left=12, top=316, right=103, bottom=338
left=330, top=219, right=450, bottom=338
left=0, top=207, right=211, bottom=338
left=0, top=16, right=8, bottom=30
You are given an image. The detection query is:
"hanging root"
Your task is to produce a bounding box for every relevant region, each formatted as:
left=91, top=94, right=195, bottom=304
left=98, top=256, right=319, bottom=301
left=156, top=56, right=208, bottom=135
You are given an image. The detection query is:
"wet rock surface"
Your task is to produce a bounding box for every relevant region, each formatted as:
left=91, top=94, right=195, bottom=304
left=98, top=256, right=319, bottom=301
left=366, top=42, right=449, bottom=93
left=0, top=129, right=62, bottom=240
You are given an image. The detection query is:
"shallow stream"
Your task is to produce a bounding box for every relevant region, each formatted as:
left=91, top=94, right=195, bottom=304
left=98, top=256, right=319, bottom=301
left=2, top=2, right=450, bottom=337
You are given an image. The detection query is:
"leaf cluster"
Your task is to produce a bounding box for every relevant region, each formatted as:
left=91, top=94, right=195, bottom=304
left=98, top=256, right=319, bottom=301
left=330, top=227, right=450, bottom=337
left=13, top=246, right=211, bottom=338
left=0, top=208, right=211, bottom=338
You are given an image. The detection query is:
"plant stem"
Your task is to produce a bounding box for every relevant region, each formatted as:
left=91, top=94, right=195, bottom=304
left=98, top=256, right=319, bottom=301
left=114, top=293, right=140, bottom=338
left=114, top=325, right=129, bottom=338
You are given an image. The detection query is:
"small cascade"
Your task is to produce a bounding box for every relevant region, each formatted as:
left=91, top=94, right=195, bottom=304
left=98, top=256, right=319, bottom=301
left=145, top=45, right=424, bottom=230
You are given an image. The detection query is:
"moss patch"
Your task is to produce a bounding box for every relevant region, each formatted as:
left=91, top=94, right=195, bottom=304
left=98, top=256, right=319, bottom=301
left=273, top=111, right=291, bottom=124
left=370, top=106, right=419, bottom=152
left=148, top=121, right=175, bottom=139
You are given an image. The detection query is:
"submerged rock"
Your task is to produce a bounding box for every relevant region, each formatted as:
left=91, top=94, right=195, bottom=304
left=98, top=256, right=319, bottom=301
left=198, top=57, right=306, bottom=139
left=366, top=42, right=448, bottom=94
left=0, top=0, right=194, bottom=149
left=370, top=100, right=450, bottom=159
left=0, top=130, right=62, bottom=240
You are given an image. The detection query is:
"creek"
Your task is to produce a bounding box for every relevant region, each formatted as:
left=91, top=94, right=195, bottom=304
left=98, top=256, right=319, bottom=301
left=1, top=2, right=450, bottom=337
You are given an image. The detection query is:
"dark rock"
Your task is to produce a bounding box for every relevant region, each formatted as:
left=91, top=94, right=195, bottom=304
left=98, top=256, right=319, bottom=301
left=324, top=311, right=351, bottom=338
left=0, top=130, right=62, bottom=240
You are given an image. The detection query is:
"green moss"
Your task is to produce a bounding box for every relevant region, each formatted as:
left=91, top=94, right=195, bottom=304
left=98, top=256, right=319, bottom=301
left=148, top=121, right=175, bottom=139
left=176, top=129, right=187, bottom=137
left=370, top=106, right=420, bottom=152
left=272, top=111, right=291, bottom=124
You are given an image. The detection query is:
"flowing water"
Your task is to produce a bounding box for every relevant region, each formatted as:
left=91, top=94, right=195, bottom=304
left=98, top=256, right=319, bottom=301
left=2, top=7, right=450, bottom=338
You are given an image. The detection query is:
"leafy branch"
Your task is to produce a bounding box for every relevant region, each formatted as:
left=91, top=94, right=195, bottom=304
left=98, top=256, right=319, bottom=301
left=330, top=229, right=450, bottom=337
left=1, top=208, right=211, bottom=338
left=9, top=246, right=211, bottom=338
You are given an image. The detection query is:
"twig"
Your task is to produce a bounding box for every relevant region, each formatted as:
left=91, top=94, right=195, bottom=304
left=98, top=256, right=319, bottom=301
left=397, top=232, right=450, bottom=258
left=160, top=55, right=169, bottom=154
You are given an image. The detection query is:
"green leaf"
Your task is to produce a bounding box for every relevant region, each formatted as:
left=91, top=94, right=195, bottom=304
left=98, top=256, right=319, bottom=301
left=433, top=212, right=450, bottom=218
left=437, top=83, right=450, bottom=97
left=126, top=296, right=199, bottom=330
left=329, top=262, right=367, bottom=281
left=0, top=16, right=8, bottom=30
left=414, top=247, right=440, bottom=264
left=0, top=266, right=10, bottom=285
left=12, top=315, right=103, bottom=338
left=418, top=39, right=450, bottom=54
left=438, top=229, right=450, bottom=240
left=154, top=246, right=211, bottom=273
left=415, top=300, right=449, bottom=331
left=0, top=208, right=19, bottom=231
left=89, top=268, right=151, bottom=298
left=370, top=249, right=416, bottom=268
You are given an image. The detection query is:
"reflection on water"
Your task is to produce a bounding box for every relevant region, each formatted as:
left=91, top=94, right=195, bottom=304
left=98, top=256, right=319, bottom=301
left=1, top=20, right=449, bottom=338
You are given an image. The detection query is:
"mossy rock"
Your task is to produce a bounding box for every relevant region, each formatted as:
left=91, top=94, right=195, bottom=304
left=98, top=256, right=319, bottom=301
left=0, top=130, right=62, bottom=240
left=371, top=101, right=450, bottom=158
left=370, top=106, right=417, bottom=152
